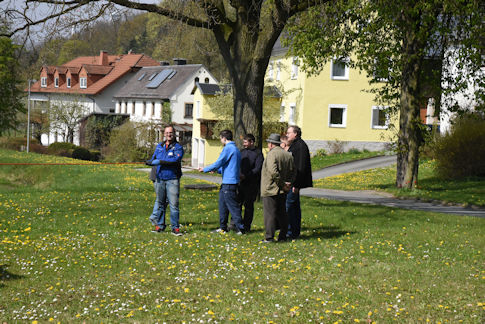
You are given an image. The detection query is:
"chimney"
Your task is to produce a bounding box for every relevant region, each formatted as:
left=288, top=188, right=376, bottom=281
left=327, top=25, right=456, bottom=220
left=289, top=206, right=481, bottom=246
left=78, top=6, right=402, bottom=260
left=160, top=61, right=170, bottom=66
left=173, top=58, right=187, bottom=65
left=99, top=50, right=108, bottom=66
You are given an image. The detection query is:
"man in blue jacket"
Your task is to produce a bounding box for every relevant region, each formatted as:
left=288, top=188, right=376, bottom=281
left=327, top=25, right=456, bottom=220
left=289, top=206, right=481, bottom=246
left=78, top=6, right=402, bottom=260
left=147, top=125, right=184, bottom=236
left=198, top=129, right=244, bottom=234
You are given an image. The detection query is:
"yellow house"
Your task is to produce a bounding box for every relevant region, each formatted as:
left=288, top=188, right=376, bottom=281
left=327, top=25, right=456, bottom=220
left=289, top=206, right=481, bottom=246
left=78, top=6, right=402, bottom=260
left=191, top=83, right=229, bottom=168
left=268, top=39, right=396, bottom=153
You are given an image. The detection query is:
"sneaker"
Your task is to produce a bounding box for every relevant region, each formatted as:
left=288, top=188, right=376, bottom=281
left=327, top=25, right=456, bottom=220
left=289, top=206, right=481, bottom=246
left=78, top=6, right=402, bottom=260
left=151, top=225, right=164, bottom=233
left=261, top=238, right=275, bottom=243
left=234, top=230, right=244, bottom=235
left=211, top=228, right=226, bottom=233
left=171, top=228, right=183, bottom=236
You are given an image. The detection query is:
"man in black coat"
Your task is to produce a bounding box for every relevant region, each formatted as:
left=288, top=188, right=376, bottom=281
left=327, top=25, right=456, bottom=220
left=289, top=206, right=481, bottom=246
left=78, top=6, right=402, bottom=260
left=230, top=134, right=263, bottom=232
left=286, top=125, right=313, bottom=239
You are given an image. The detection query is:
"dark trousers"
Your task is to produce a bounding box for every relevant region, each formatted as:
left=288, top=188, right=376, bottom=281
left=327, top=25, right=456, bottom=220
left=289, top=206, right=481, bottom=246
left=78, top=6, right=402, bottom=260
left=286, top=189, right=301, bottom=239
left=263, top=194, right=288, bottom=241
left=239, top=182, right=258, bottom=231
left=219, top=184, right=244, bottom=231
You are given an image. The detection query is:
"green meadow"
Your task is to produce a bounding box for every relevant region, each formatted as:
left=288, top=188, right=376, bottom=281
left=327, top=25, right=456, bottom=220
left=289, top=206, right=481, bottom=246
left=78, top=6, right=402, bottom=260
left=0, top=149, right=483, bottom=323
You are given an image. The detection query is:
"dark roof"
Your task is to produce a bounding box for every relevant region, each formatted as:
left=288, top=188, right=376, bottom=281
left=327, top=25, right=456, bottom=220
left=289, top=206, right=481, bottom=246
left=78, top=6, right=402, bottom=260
left=114, top=64, right=206, bottom=99
left=192, top=83, right=232, bottom=95
left=271, top=35, right=289, bottom=57
left=264, top=85, right=283, bottom=98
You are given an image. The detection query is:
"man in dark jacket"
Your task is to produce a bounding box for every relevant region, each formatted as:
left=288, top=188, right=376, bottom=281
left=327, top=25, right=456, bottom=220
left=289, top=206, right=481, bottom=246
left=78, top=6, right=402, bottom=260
left=147, top=125, right=184, bottom=236
left=286, top=125, right=313, bottom=239
left=238, top=134, right=263, bottom=232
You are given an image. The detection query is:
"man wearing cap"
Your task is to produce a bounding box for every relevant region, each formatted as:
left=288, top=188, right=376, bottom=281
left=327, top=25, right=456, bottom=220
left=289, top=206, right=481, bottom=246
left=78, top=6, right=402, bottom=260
left=260, top=133, right=295, bottom=243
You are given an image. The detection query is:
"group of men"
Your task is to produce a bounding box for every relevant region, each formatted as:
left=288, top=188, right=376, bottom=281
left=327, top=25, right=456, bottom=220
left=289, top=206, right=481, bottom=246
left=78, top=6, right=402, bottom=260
left=146, top=124, right=312, bottom=242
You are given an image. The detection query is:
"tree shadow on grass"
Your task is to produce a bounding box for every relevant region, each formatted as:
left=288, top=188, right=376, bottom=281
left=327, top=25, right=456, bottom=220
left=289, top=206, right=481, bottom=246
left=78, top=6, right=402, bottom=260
left=0, top=264, right=24, bottom=288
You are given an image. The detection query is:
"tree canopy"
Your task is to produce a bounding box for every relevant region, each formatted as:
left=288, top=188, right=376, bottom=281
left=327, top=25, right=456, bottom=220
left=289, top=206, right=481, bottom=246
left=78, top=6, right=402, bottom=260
left=285, top=0, right=484, bottom=188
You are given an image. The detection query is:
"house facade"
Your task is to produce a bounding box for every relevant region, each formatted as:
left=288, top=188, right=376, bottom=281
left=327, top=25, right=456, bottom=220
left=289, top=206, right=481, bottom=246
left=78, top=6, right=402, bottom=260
left=267, top=39, right=396, bottom=153
left=113, top=60, right=217, bottom=146
left=28, top=51, right=160, bottom=145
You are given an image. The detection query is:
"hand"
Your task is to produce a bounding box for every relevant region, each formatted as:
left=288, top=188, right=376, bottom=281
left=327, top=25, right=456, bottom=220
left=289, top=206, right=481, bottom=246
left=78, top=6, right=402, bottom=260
left=198, top=167, right=204, bottom=172
left=145, top=160, right=153, bottom=166
left=151, top=159, right=161, bottom=165
left=292, top=187, right=300, bottom=194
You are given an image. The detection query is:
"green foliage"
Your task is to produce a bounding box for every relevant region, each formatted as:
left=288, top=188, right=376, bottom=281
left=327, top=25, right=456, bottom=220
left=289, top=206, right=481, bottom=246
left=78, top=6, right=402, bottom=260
left=0, top=137, right=38, bottom=151
left=104, top=121, right=158, bottom=162
left=327, top=139, right=348, bottom=154
left=57, top=39, right=91, bottom=65
left=314, top=149, right=327, bottom=157
left=84, top=114, right=128, bottom=149
left=47, top=142, right=77, bottom=157
left=347, top=148, right=361, bottom=154
left=161, top=102, right=172, bottom=124
left=433, top=113, right=485, bottom=179
left=0, top=36, right=25, bottom=135
left=71, top=147, right=92, bottom=161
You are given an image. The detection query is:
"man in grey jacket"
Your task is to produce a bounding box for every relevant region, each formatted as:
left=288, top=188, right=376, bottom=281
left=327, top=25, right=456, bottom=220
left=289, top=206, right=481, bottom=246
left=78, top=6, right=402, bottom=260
left=260, top=134, right=295, bottom=243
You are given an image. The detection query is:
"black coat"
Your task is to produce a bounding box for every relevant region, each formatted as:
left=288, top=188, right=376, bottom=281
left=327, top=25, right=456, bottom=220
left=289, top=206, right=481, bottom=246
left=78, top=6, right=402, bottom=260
left=288, top=137, right=313, bottom=189
left=240, top=147, right=264, bottom=186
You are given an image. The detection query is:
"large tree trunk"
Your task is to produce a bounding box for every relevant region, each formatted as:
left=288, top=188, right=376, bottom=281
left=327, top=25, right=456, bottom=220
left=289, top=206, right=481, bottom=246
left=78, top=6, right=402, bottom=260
left=396, top=20, right=425, bottom=189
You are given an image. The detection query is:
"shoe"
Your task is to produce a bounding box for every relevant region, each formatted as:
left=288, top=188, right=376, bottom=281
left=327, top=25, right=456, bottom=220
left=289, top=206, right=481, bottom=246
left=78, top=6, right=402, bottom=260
left=151, top=225, right=164, bottom=233
left=261, top=238, right=275, bottom=243
left=171, top=228, right=183, bottom=236
left=235, top=230, right=244, bottom=235
left=211, top=228, right=226, bottom=233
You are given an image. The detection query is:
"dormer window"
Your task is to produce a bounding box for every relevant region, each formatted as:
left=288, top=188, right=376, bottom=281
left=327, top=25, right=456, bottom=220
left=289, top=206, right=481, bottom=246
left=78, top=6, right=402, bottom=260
left=67, top=77, right=71, bottom=88
left=41, top=77, right=47, bottom=87
left=80, top=77, right=87, bottom=88
left=55, top=77, right=59, bottom=88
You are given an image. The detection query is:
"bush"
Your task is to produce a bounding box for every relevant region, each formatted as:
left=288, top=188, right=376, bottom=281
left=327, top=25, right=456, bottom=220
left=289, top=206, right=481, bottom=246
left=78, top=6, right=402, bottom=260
left=72, top=147, right=92, bottom=161
left=314, top=149, right=327, bottom=157
left=47, top=142, right=77, bottom=157
left=328, top=139, right=347, bottom=154
left=103, top=122, right=148, bottom=162
left=433, top=113, right=485, bottom=178
left=0, top=137, right=39, bottom=151
left=348, top=148, right=361, bottom=154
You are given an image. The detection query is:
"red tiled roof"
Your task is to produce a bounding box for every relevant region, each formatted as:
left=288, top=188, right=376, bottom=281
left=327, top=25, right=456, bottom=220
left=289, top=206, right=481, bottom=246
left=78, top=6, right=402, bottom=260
left=29, top=52, right=160, bottom=95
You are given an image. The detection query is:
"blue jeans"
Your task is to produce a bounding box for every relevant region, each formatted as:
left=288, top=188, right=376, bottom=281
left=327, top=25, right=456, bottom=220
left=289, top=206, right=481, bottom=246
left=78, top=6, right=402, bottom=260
left=286, top=189, right=301, bottom=238
left=149, top=178, right=180, bottom=230
left=219, top=184, right=244, bottom=231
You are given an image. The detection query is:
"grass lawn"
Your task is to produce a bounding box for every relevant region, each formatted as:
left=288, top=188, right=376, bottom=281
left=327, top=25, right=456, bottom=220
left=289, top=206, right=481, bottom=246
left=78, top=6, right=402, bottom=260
left=314, top=159, right=485, bottom=207
left=0, top=149, right=483, bottom=322
left=311, top=151, right=386, bottom=171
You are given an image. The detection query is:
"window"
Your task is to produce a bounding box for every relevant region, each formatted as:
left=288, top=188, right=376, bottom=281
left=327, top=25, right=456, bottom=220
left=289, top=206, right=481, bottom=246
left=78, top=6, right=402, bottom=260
left=371, top=106, right=389, bottom=129
left=328, top=104, right=347, bottom=127
left=131, top=102, right=135, bottom=115
left=279, top=103, right=285, bottom=122
left=291, top=57, right=299, bottom=80
left=331, top=58, right=349, bottom=80
left=289, top=103, right=296, bottom=124
left=143, top=102, right=147, bottom=116
left=80, top=77, right=87, bottom=88
left=67, top=78, right=71, bottom=88
left=54, top=77, right=59, bottom=87
left=196, top=101, right=201, bottom=118
left=194, top=77, right=199, bottom=84
left=267, top=62, right=274, bottom=81
left=185, top=103, right=193, bottom=118
left=204, top=78, right=209, bottom=83
left=41, top=77, right=47, bottom=87
left=276, top=61, right=281, bottom=81
left=152, top=102, right=155, bottom=116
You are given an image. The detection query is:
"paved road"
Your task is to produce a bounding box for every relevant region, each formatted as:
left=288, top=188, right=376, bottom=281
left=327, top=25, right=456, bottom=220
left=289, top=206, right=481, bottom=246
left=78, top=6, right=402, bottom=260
left=142, top=155, right=485, bottom=217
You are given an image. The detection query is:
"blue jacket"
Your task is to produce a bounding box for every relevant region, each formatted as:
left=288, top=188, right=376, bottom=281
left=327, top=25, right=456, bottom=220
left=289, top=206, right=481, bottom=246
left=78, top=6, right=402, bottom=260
left=203, top=141, right=241, bottom=184
left=151, top=141, right=184, bottom=180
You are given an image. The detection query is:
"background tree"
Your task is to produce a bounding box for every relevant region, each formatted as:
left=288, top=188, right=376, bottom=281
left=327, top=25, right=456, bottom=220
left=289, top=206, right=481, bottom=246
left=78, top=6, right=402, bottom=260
left=285, top=0, right=484, bottom=188
left=4, top=0, right=331, bottom=148
left=48, top=97, right=88, bottom=143
left=0, top=33, right=25, bottom=136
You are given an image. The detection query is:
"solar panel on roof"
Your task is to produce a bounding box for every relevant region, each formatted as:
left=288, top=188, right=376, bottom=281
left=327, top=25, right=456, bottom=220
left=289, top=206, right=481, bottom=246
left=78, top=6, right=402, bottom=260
left=167, top=70, right=177, bottom=79
left=137, top=73, right=146, bottom=81
left=146, top=69, right=174, bottom=89
left=148, top=72, right=158, bottom=81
